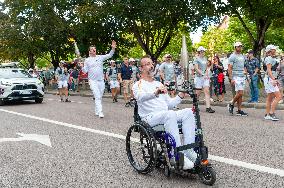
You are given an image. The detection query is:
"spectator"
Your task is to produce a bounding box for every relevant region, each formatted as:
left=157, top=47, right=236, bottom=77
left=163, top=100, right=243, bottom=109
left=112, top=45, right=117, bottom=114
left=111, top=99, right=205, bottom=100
left=71, top=66, right=80, bottom=92
left=227, top=42, right=248, bottom=116
left=119, top=57, right=133, bottom=107
left=212, top=55, right=226, bottom=102
left=106, top=60, right=120, bottom=103
left=153, top=60, right=161, bottom=81
left=263, top=45, right=281, bottom=121
left=193, top=47, right=215, bottom=113
left=278, top=56, right=284, bottom=103
left=159, top=54, right=176, bottom=98
left=55, top=61, right=71, bottom=102
left=245, top=50, right=260, bottom=103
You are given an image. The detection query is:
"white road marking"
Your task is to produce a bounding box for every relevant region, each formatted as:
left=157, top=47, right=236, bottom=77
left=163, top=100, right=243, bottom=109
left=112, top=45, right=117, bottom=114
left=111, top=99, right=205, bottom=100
left=0, top=133, right=52, bottom=147
left=0, top=108, right=283, bottom=177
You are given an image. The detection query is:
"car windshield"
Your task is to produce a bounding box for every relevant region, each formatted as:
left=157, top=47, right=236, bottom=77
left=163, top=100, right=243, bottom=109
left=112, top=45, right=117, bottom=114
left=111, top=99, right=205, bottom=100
left=0, top=69, right=32, bottom=78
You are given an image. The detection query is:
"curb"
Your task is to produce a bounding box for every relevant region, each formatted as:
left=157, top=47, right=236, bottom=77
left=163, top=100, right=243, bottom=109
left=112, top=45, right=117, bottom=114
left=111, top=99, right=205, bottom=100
left=45, top=91, right=284, bottom=110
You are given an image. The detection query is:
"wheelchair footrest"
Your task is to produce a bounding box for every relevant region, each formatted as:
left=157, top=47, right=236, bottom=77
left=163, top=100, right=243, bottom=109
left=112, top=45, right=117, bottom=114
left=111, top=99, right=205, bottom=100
left=175, top=143, right=199, bottom=153
left=176, top=152, right=184, bottom=170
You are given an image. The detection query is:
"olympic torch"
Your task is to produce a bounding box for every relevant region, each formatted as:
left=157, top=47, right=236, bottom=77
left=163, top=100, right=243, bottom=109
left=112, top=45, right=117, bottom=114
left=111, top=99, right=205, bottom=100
left=180, top=34, right=189, bottom=81
left=69, top=37, right=81, bottom=58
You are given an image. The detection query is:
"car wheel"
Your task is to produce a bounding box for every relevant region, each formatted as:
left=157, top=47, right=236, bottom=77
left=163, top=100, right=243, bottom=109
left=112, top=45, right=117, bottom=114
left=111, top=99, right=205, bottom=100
left=35, top=98, right=43, bottom=104
left=0, top=99, right=4, bottom=106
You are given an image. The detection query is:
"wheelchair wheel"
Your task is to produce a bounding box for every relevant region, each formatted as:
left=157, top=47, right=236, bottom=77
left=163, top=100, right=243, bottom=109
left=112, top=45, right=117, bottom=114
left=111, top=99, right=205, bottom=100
left=126, top=123, right=157, bottom=174
left=198, top=166, right=216, bottom=186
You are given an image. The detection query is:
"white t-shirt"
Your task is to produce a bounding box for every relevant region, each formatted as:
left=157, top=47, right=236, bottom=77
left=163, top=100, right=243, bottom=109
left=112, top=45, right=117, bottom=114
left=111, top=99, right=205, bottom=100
left=132, top=79, right=182, bottom=118
left=82, top=50, right=114, bottom=81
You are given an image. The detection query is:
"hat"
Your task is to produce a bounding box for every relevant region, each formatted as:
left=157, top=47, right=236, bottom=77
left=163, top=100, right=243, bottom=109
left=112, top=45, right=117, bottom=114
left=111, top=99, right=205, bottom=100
left=110, top=60, right=116, bottom=63
left=265, top=45, right=277, bottom=52
left=129, top=58, right=135, bottom=62
left=247, top=50, right=254, bottom=54
left=197, top=46, right=206, bottom=52
left=234, top=42, right=243, bottom=47
left=165, top=54, right=172, bottom=58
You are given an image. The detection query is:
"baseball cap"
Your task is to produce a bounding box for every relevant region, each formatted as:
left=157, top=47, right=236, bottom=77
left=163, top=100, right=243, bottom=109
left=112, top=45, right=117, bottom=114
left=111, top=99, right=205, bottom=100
left=165, top=54, right=172, bottom=58
left=110, top=60, right=115, bottom=63
left=234, top=42, right=243, bottom=47
left=265, top=44, right=277, bottom=52
left=129, top=58, right=135, bottom=62
left=197, top=46, right=206, bottom=52
left=247, top=50, right=254, bottom=54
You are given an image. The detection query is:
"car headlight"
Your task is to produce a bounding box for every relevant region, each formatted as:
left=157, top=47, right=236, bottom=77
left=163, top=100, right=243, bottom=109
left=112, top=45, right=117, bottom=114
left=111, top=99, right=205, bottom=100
left=36, top=80, right=42, bottom=85
left=0, top=81, right=12, bottom=86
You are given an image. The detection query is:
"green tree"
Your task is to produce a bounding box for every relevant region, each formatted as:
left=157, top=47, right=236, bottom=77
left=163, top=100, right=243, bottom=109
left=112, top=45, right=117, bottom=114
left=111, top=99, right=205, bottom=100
left=224, top=0, right=284, bottom=57
left=77, top=0, right=220, bottom=61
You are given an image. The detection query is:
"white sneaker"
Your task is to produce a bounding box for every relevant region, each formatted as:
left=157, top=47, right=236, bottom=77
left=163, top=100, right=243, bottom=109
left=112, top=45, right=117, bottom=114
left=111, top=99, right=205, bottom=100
left=95, top=111, right=99, bottom=116
left=99, top=112, right=104, bottom=118
left=183, top=157, right=194, bottom=170
left=210, top=98, right=214, bottom=102
left=264, top=114, right=272, bottom=120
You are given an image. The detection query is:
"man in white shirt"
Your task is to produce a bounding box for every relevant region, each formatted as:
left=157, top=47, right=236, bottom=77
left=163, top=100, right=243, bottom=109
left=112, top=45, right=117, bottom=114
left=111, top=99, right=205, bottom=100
left=82, top=40, right=116, bottom=118
left=132, top=56, right=197, bottom=170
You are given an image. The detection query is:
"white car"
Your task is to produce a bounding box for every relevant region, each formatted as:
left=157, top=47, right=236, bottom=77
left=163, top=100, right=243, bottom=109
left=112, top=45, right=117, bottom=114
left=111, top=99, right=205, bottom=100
left=0, top=68, right=44, bottom=106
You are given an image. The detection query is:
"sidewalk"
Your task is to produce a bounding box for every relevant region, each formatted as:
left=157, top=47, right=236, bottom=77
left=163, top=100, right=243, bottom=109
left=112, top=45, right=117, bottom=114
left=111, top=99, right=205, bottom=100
left=45, top=89, right=284, bottom=110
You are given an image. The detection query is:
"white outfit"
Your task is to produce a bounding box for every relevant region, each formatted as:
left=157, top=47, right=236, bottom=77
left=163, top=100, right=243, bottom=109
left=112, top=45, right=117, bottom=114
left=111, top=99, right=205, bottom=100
left=132, top=79, right=196, bottom=148
left=109, top=80, right=119, bottom=89
left=264, top=77, right=279, bottom=93
left=233, top=76, right=246, bottom=91
left=82, top=50, right=114, bottom=114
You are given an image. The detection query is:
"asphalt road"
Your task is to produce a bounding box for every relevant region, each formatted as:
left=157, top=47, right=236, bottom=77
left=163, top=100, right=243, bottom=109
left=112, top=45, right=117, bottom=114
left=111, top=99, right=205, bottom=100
left=0, top=94, right=283, bottom=188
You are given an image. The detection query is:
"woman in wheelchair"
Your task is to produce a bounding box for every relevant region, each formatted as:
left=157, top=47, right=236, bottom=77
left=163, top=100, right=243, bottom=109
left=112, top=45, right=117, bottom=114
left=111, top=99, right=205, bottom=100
left=132, top=56, right=197, bottom=170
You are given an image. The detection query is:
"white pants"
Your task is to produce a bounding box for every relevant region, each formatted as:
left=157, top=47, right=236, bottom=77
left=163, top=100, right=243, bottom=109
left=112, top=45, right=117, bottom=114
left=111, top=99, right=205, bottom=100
left=142, top=108, right=196, bottom=147
left=89, top=80, right=105, bottom=113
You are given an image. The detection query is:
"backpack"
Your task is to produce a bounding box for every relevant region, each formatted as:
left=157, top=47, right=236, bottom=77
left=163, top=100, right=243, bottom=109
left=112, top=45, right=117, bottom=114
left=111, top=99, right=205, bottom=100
left=263, top=57, right=279, bottom=72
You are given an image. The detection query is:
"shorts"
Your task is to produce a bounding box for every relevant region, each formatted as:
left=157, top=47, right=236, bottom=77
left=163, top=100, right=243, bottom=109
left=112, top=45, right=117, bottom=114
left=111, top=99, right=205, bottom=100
left=264, top=77, right=279, bottom=93
left=233, top=76, right=245, bottom=91
left=109, top=80, right=120, bottom=89
left=58, top=80, right=68, bottom=89
left=164, top=81, right=176, bottom=91
left=194, top=77, right=210, bottom=89
left=122, top=80, right=133, bottom=94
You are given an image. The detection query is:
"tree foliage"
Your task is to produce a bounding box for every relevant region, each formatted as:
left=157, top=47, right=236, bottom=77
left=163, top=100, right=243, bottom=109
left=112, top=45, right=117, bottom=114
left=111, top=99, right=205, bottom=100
left=224, top=0, right=284, bottom=57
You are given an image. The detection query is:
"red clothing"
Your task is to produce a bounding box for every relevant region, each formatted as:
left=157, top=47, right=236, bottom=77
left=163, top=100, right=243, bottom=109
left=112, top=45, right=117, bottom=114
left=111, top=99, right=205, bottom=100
left=79, top=70, right=88, bottom=81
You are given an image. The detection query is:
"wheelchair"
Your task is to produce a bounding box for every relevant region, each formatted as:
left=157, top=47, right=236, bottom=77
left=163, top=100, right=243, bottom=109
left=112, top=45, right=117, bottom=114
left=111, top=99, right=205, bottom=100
left=126, top=81, right=216, bottom=186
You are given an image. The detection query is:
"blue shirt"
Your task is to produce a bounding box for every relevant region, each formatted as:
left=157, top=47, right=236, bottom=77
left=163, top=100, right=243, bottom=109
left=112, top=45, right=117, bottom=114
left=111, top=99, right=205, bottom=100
left=245, top=57, right=260, bottom=76
left=121, top=64, right=133, bottom=80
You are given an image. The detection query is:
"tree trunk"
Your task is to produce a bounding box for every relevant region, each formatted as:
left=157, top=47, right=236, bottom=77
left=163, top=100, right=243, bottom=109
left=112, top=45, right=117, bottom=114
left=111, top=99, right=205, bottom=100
left=28, top=52, right=35, bottom=69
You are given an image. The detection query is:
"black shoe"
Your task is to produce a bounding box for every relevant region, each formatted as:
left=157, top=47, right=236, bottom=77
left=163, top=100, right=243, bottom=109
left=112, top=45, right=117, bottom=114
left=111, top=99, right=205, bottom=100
left=125, top=102, right=130, bottom=107
left=227, top=104, right=234, bottom=115
left=113, top=98, right=116, bottom=103
left=206, top=107, right=215, bottom=113
left=60, top=98, right=64, bottom=102
left=65, top=99, right=71, bottom=102
left=115, top=98, right=118, bottom=102
left=269, top=113, right=279, bottom=121
left=236, top=110, right=248, bottom=116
